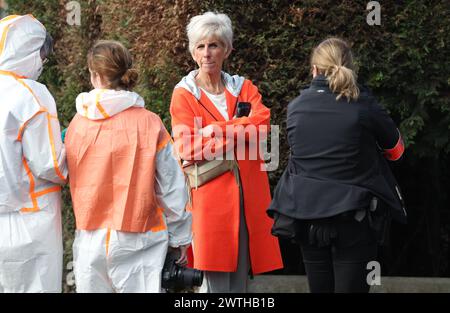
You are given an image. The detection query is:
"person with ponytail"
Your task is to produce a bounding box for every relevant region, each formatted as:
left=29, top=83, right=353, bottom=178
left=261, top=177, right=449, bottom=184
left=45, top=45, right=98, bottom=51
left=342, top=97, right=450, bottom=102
left=64, top=40, right=192, bottom=292
left=268, top=38, right=406, bottom=293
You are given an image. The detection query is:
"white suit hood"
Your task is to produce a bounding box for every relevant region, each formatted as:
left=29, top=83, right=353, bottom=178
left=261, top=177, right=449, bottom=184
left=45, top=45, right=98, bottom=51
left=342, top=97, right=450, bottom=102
left=175, top=70, right=245, bottom=100
left=76, top=89, right=145, bottom=120
left=0, top=15, right=46, bottom=80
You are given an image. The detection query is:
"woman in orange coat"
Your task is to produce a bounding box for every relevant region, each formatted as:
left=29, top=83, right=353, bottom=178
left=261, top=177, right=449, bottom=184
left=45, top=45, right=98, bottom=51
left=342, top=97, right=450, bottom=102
left=170, top=12, right=283, bottom=293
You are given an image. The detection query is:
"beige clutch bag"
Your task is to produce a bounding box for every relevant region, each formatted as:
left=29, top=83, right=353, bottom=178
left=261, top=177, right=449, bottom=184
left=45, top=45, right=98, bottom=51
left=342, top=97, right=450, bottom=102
left=183, top=159, right=239, bottom=189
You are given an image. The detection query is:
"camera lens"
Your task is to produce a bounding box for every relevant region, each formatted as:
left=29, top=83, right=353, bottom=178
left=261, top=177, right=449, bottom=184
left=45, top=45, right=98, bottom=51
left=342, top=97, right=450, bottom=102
left=192, top=270, right=204, bottom=287
left=180, top=267, right=203, bottom=288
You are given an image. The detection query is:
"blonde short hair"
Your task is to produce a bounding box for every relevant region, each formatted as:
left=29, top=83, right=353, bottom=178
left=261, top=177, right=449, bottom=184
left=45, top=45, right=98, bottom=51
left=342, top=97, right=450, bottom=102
left=187, top=12, right=233, bottom=56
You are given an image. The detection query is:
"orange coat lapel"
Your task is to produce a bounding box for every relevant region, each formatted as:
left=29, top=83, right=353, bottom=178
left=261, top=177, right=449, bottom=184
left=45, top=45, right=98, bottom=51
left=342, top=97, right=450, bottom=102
left=198, top=90, right=226, bottom=122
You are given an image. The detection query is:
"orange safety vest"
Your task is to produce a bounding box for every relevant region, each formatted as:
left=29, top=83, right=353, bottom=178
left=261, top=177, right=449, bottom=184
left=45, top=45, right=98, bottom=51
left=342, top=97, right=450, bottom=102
left=66, top=107, right=170, bottom=233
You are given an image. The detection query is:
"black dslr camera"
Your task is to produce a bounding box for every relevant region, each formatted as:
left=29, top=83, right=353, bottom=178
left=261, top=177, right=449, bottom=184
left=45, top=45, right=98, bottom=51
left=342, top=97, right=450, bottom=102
left=161, top=250, right=203, bottom=292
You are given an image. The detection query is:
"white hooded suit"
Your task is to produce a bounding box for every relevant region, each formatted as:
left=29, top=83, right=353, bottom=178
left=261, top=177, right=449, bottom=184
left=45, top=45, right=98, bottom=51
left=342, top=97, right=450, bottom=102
left=0, top=15, right=67, bottom=292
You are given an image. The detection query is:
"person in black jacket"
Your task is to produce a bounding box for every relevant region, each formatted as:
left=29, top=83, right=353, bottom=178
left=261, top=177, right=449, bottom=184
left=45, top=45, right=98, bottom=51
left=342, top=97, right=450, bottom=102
left=268, top=38, right=406, bottom=293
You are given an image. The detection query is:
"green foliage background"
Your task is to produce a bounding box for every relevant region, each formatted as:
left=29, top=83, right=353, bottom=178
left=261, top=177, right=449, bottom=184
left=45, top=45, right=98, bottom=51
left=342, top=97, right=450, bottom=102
left=4, top=0, right=449, bottom=292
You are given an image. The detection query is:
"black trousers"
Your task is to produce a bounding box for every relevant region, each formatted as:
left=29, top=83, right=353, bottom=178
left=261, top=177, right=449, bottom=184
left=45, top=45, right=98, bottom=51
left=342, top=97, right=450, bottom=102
left=297, top=212, right=378, bottom=293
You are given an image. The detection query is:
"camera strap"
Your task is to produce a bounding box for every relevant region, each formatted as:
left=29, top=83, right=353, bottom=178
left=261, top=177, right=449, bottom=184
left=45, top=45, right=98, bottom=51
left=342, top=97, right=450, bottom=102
left=197, top=90, right=241, bottom=122
left=197, top=98, right=220, bottom=121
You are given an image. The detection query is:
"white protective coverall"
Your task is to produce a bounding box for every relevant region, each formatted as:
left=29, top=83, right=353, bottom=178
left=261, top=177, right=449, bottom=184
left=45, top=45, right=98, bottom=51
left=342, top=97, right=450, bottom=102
left=0, top=15, right=67, bottom=292
left=66, top=89, right=192, bottom=293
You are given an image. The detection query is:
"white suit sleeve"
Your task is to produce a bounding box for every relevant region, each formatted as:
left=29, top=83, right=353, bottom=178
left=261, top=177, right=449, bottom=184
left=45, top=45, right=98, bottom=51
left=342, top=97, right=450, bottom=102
left=155, top=138, right=192, bottom=247
left=22, top=111, right=68, bottom=184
